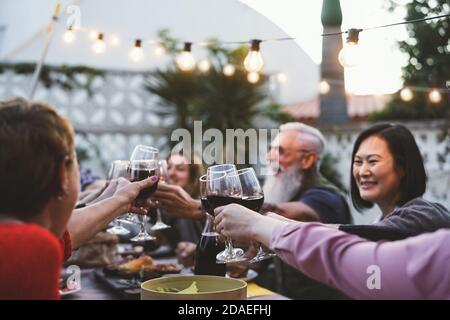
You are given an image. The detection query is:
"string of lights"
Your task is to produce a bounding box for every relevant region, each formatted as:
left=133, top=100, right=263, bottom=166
left=31, top=3, right=450, bottom=98
left=318, top=78, right=447, bottom=104
left=60, top=13, right=449, bottom=73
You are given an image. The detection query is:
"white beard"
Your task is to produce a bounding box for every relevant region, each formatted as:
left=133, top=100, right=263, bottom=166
left=262, top=165, right=303, bottom=203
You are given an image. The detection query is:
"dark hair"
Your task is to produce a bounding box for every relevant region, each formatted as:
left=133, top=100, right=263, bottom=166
left=0, top=97, right=75, bottom=219
left=350, top=123, right=427, bottom=211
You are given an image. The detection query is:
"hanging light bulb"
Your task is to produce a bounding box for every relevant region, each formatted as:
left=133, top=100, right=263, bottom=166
left=429, top=89, right=442, bottom=103
left=176, top=43, right=196, bottom=71
left=338, top=29, right=362, bottom=68
left=319, top=80, right=331, bottom=95
left=223, top=64, right=235, bottom=77
left=244, top=39, right=264, bottom=72
left=197, top=59, right=211, bottom=73
left=89, top=31, right=98, bottom=41
left=276, top=72, right=287, bottom=84
left=247, top=72, right=260, bottom=84
left=400, top=87, right=414, bottom=102
left=63, top=26, right=76, bottom=44
left=110, top=35, right=120, bottom=46
left=92, top=33, right=106, bottom=54
left=129, top=39, right=144, bottom=63
left=153, top=43, right=166, bottom=56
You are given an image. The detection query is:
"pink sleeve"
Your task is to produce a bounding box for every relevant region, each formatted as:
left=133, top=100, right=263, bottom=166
left=270, top=222, right=450, bottom=299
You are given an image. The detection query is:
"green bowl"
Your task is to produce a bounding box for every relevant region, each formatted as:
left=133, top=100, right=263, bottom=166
left=141, top=275, right=247, bottom=300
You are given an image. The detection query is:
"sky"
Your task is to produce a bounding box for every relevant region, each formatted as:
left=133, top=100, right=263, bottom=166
left=241, top=0, right=410, bottom=94
left=0, top=0, right=412, bottom=96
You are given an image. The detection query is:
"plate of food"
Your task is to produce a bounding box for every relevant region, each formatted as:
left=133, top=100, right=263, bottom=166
left=227, top=269, right=258, bottom=282
left=226, top=265, right=258, bottom=282
left=97, top=254, right=183, bottom=297
left=140, top=263, right=183, bottom=281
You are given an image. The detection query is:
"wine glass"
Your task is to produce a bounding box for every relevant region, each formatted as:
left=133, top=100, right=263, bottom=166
left=106, top=160, right=131, bottom=236
left=150, top=159, right=171, bottom=231
left=230, top=167, right=276, bottom=263
left=130, top=144, right=159, bottom=162
left=199, top=174, right=220, bottom=236
left=129, top=159, right=159, bottom=242
left=206, top=167, right=247, bottom=264
left=207, top=164, right=236, bottom=175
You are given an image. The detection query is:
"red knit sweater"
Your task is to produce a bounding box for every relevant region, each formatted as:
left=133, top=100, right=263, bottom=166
left=0, top=224, right=67, bottom=300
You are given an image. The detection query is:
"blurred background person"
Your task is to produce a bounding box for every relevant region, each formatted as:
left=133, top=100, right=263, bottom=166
left=159, top=152, right=205, bottom=261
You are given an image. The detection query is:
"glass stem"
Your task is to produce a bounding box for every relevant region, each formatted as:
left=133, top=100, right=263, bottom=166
left=225, top=238, right=235, bottom=257
left=139, top=215, right=146, bottom=234
left=156, top=209, right=163, bottom=223
left=257, top=245, right=264, bottom=257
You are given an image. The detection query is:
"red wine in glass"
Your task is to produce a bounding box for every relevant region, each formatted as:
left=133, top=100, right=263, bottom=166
left=240, top=195, right=264, bottom=212
left=206, top=195, right=242, bottom=215
left=201, top=198, right=214, bottom=216
left=129, top=161, right=159, bottom=201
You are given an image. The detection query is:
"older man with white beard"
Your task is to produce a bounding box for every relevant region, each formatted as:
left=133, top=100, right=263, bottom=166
left=261, top=122, right=351, bottom=300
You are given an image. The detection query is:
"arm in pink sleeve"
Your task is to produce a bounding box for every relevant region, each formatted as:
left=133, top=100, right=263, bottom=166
left=270, top=222, right=450, bottom=299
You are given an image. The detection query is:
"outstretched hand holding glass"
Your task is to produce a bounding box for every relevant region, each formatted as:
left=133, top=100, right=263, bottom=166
left=129, top=145, right=159, bottom=242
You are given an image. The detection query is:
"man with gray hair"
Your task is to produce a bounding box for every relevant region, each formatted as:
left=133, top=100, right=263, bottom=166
left=263, top=122, right=351, bottom=299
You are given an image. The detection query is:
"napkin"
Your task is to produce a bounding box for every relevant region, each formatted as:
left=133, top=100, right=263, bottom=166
left=246, top=283, right=273, bottom=298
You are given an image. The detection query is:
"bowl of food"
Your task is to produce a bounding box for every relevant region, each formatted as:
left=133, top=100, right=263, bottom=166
left=141, top=275, right=247, bottom=300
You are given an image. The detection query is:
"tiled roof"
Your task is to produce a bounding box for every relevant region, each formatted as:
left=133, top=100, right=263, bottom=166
left=283, top=94, right=389, bottom=120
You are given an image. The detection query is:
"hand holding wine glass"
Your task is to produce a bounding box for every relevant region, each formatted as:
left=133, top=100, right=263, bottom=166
left=129, top=145, right=159, bottom=242
left=229, top=167, right=276, bottom=263
left=206, top=164, right=247, bottom=264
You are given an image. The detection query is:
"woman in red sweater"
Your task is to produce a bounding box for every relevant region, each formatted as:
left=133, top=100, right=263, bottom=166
left=0, top=98, right=78, bottom=299
left=0, top=98, right=154, bottom=299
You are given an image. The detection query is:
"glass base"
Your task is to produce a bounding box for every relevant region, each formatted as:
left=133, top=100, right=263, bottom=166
left=130, top=232, right=156, bottom=242
left=216, top=248, right=248, bottom=264
left=123, top=214, right=140, bottom=224
left=249, top=252, right=276, bottom=264
left=107, top=225, right=130, bottom=235
left=150, top=222, right=171, bottom=231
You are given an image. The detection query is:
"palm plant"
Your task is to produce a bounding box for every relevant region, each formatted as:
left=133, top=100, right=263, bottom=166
left=144, top=31, right=288, bottom=137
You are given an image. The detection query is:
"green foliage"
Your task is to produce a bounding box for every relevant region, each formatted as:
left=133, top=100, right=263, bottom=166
left=144, top=30, right=287, bottom=138
left=0, top=63, right=104, bottom=95
left=369, top=0, right=450, bottom=120
left=262, top=103, right=295, bottom=124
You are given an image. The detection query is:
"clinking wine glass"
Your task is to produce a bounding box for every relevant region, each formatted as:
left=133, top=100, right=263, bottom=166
left=206, top=166, right=247, bottom=264
left=129, top=145, right=159, bottom=241
left=150, top=159, right=171, bottom=231
left=106, top=160, right=131, bottom=236
left=230, top=167, right=276, bottom=263
left=199, top=174, right=220, bottom=236
left=129, top=159, right=159, bottom=242
left=203, top=164, right=237, bottom=240
left=130, top=144, right=159, bottom=162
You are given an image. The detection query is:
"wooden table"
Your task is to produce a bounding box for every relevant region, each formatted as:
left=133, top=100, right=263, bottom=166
left=62, top=257, right=289, bottom=300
